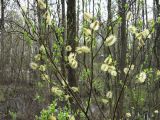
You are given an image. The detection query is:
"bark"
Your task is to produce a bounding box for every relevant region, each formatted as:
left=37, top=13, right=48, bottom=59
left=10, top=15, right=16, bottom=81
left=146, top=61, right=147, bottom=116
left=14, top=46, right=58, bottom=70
left=60, top=0, right=66, bottom=77
left=0, top=0, right=5, bottom=82
left=67, top=0, right=77, bottom=87
left=154, top=0, right=160, bottom=69
left=116, top=0, right=127, bottom=119
left=145, top=0, right=148, bottom=28
left=0, top=0, right=4, bottom=30
left=66, top=0, right=78, bottom=114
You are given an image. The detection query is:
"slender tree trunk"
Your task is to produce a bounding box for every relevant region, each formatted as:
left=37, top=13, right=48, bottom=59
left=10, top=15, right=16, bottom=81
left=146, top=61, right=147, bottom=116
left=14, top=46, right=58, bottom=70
left=0, top=0, right=4, bottom=30
left=60, top=0, right=66, bottom=77
left=145, top=0, right=148, bottom=28
left=67, top=0, right=77, bottom=87
left=116, top=0, right=127, bottom=119
left=0, top=0, right=5, bottom=82
left=66, top=0, right=78, bottom=113
left=154, top=0, right=160, bottom=69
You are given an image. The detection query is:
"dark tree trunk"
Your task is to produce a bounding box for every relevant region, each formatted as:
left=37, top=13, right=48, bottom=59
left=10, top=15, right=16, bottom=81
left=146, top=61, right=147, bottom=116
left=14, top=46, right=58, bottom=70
left=116, top=0, right=127, bottom=119
left=0, top=0, right=4, bottom=30
left=60, top=0, right=66, bottom=78
left=154, top=0, right=160, bottom=69
left=0, top=0, right=5, bottom=82
left=67, top=0, right=77, bottom=87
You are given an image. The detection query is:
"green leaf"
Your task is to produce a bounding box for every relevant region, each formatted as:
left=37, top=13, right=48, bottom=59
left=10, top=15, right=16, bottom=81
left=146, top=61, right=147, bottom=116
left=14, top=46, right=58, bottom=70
left=23, top=31, right=33, bottom=46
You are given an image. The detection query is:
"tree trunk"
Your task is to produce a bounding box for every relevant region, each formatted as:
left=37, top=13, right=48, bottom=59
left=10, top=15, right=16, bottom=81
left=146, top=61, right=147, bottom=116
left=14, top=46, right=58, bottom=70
left=0, top=0, right=4, bottom=29
left=154, top=0, right=160, bottom=69
left=0, top=0, right=5, bottom=82
left=116, top=0, right=127, bottom=119
left=67, top=0, right=77, bottom=87
left=60, top=0, right=66, bottom=78
left=66, top=0, right=78, bottom=114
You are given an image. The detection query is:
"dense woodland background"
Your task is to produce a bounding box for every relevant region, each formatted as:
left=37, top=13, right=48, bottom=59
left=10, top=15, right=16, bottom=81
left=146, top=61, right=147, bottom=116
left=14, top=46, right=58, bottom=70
left=0, top=0, right=160, bottom=120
